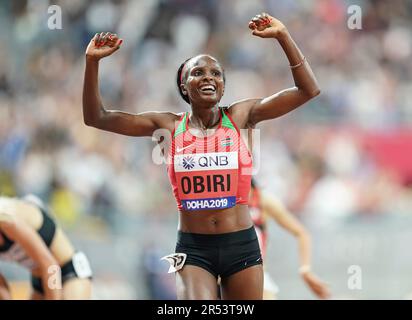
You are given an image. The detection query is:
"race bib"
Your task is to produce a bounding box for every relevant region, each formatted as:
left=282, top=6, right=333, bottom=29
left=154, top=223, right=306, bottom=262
left=174, top=152, right=239, bottom=211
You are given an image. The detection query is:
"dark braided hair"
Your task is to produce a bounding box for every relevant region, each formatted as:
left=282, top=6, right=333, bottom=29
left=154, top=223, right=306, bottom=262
left=176, top=55, right=226, bottom=105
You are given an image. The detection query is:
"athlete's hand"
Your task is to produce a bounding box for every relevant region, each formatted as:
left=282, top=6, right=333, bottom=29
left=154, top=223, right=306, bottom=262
left=302, top=271, right=331, bottom=299
left=85, top=32, right=123, bottom=61
left=248, top=13, right=287, bottom=39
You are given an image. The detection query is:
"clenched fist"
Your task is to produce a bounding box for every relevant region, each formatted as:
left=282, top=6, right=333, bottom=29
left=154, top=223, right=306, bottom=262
left=85, top=32, right=123, bottom=61
left=248, top=13, right=288, bottom=39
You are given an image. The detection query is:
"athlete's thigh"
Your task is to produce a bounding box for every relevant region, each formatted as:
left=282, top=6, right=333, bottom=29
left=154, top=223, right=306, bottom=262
left=176, top=265, right=219, bottom=300
left=0, top=273, right=11, bottom=300
left=221, top=265, right=263, bottom=300
left=63, top=278, right=92, bottom=300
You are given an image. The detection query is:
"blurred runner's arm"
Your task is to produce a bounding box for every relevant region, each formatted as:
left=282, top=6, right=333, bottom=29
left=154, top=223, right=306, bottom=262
left=261, top=193, right=331, bottom=299
left=262, top=194, right=311, bottom=267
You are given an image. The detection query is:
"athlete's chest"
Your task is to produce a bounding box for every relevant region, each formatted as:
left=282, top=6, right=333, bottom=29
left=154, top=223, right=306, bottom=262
left=170, top=129, right=241, bottom=210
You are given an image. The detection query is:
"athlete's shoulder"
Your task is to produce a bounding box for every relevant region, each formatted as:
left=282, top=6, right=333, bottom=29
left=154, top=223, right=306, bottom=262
left=226, top=99, right=261, bottom=128
left=146, top=111, right=182, bottom=122
left=168, top=112, right=187, bottom=128
left=173, top=112, right=186, bottom=119
left=164, top=111, right=184, bottom=118
left=145, top=111, right=184, bottom=133
left=228, top=98, right=260, bottom=111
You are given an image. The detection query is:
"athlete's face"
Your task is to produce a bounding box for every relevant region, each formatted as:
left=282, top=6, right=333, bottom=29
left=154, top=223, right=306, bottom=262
left=180, top=55, right=225, bottom=106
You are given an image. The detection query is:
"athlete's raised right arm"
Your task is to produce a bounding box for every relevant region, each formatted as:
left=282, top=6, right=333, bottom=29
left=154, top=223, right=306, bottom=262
left=83, top=32, right=178, bottom=136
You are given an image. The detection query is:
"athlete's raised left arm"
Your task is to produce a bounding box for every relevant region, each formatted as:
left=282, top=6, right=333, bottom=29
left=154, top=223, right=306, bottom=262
left=241, top=13, right=320, bottom=126
left=261, top=193, right=330, bottom=299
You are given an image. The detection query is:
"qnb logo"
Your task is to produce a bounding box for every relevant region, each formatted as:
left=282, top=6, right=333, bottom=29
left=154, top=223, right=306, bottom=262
left=198, top=155, right=228, bottom=168
left=175, top=152, right=237, bottom=172
left=182, top=156, right=195, bottom=170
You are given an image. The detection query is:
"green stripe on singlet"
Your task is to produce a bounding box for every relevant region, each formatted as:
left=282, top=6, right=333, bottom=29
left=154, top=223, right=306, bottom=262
left=221, top=108, right=236, bottom=130
left=174, top=109, right=235, bottom=137
left=174, top=112, right=188, bottom=137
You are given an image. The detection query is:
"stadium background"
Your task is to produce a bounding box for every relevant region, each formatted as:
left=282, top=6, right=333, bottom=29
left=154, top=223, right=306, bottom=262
left=1, top=0, right=412, bottom=299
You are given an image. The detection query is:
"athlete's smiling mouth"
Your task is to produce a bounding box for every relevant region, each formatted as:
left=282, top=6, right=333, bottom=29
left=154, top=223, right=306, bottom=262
left=199, top=84, right=216, bottom=93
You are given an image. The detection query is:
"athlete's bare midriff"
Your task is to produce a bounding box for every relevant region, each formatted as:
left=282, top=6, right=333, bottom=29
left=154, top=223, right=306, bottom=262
left=178, top=204, right=253, bottom=234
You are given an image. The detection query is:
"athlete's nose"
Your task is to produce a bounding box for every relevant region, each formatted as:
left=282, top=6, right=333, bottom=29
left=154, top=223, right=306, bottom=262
left=202, top=72, right=215, bottom=84
left=204, top=70, right=215, bottom=80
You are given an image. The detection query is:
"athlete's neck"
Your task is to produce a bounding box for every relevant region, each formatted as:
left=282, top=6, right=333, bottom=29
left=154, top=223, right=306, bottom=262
left=189, top=105, right=220, bottom=130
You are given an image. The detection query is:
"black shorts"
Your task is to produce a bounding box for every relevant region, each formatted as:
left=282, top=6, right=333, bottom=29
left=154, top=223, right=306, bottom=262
left=31, top=252, right=93, bottom=294
left=175, top=226, right=263, bottom=279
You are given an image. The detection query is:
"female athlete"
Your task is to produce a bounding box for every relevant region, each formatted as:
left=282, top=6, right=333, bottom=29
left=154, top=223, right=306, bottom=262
left=82, top=13, right=320, bottom=300
left=0, top=195, right=92, bottom=300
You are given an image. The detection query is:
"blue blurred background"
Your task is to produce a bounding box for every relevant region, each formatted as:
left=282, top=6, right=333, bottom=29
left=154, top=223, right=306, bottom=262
left=0, top=0, right=412, bottom=299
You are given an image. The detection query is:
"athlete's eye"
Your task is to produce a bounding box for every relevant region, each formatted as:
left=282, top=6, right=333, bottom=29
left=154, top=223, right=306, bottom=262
left=212, top=70, right=222, bottom=77
left=193, top=70, right=203, bottom=76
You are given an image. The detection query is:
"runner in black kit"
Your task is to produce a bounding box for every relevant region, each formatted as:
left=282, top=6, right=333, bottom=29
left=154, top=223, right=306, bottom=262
left=0, top=195, right=92, bottom=300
